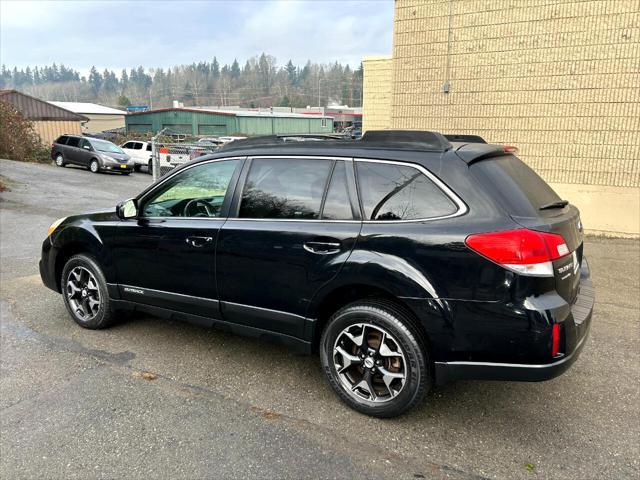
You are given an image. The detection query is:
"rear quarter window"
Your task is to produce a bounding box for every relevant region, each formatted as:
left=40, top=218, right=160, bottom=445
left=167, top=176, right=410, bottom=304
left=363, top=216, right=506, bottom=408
left=55, top=136, right=69, bottom=145
left=470, top=155, right=561, bottom=217
left=356, top=161, right=458, bottom=221
left=66, top=137, right=80, bottom=148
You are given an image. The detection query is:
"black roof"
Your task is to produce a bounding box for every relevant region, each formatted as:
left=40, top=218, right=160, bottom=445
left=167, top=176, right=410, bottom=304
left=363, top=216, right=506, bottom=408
left=216, top=130, right=510, bottom=165
left=221, top=130, right=453, bottom=154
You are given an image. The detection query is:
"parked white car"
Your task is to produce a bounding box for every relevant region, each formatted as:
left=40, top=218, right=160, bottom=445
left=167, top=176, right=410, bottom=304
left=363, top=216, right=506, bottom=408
left=120, top=141, right=153, bottom=174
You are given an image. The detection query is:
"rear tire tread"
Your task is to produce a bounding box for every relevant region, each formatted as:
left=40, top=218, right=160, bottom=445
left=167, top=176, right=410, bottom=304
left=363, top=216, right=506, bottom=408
left=320, top=299, right=430, bottom=418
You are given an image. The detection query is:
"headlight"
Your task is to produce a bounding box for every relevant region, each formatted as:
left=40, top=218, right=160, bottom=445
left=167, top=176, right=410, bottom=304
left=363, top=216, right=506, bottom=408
left=101, top=154, right=117, bottom=163
left=48, top=217, right=66, bottom=236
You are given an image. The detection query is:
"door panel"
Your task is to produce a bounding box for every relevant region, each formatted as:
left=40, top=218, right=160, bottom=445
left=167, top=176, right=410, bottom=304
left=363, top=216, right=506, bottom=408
left=217, top=220, right=360, bottom=337
left=115, top=218, right=222, bottom=318
left=78, top=138, right=93, bottom=166
left=216, top=156, right=362, bottom=338
left=112, top=158, right=243, bottom=320
left=64, top=137, right=81, bottom=164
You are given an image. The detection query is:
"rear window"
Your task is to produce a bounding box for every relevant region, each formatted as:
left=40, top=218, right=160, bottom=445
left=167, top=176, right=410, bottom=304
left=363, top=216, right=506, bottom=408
left=356, top=161, right=457, bottom=221
left=471, top=155, right=561, bottom=217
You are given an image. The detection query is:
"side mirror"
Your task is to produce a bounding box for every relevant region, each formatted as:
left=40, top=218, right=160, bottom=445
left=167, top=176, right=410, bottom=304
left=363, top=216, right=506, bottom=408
left=83, top=145, right=91, bottom=150
left=116, top=198, right=138, bottom=219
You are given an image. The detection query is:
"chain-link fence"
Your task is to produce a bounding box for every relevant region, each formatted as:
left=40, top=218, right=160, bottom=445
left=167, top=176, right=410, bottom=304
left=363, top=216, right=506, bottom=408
left=151, top=141, right=220, bottom=181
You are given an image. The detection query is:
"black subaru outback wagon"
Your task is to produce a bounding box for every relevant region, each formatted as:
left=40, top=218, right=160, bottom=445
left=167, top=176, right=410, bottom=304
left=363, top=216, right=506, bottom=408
left=40, top=131, right=594, bottom=417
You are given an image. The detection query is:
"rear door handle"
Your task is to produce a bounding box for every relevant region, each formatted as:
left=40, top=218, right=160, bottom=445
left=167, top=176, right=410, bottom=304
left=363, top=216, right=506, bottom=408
left=303, top=241, right=342, bottom=255
left=186, top=236, right=213, bottom=247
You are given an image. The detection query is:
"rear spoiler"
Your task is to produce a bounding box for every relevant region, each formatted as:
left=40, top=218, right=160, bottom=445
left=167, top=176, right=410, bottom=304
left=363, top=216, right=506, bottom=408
left=444, top=134, right=487, bottom=144
left=445, top=133, right=519, bottom=164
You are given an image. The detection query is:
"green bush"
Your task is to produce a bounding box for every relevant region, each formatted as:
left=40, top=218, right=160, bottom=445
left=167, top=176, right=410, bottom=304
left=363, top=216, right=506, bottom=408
left=0, top=100, right=51, bottom=163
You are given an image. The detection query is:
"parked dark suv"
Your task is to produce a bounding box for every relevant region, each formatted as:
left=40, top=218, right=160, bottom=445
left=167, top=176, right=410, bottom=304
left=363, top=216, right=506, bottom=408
left=52, top=135, right=134, bottom=174
left=40, top=131, right=594, bottom=417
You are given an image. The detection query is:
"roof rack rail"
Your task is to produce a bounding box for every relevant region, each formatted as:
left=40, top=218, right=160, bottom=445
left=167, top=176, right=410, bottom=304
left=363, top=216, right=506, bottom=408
left=275, top=133, right=347, bottom=140
left=220, top=130, right=453, bottom=152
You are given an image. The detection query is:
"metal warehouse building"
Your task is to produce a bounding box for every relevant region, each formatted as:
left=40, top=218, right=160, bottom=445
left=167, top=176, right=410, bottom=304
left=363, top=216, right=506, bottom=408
left=125, top=108, right=333, bottom=136
left=0, top=89, right=88, bottom=144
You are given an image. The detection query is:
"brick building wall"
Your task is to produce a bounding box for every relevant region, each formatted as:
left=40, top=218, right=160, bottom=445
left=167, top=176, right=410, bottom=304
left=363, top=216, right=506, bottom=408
left=362, top=55, right=394, bottom=131
left=363, top=0, right=640, bottom=236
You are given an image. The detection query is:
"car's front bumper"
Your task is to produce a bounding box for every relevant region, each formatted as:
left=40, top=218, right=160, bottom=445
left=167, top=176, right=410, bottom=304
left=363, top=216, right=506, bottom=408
left=102, top=163, right=134, bottom=172
left=39, top=236, right=59, bottom=292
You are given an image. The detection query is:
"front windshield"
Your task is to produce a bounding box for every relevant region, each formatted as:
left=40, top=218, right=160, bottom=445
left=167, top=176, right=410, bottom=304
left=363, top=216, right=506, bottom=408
left=90, top=139, right=124, bottom=154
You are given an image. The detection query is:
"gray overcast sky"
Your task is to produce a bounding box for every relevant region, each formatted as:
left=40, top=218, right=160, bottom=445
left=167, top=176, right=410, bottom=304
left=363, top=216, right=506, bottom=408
left=0, top=0, right=394, bottom=73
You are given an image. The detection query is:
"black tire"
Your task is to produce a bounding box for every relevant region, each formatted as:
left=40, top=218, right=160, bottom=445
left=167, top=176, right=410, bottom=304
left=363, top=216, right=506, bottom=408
left=133, top=164, right=141, bottom=172
left=61, top=254, right=116, bottom=329
left=121, top=171, right=131, bottom=176
left=90, top=159, right=100, bottom=173
left=320, top=300, right=430, bottom=418
left=147, top=159, right=153, bottom=175
left=55, top=153, right=65, bottom=167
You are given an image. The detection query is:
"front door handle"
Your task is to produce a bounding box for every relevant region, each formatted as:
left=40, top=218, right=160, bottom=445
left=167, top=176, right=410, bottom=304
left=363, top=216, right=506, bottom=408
left=186, top=236, right=213, bottom=247
left=303, top=241, right=342, bottom=255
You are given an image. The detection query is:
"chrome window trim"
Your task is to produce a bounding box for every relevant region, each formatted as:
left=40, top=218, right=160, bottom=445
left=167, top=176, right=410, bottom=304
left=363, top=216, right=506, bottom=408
left=355, top=158, right=468, bottom=223
left=136, top=154, right=467, bottom=224
left=236, top=155, right=354, bottom=222
left=136, top=156, right=246, bottom=218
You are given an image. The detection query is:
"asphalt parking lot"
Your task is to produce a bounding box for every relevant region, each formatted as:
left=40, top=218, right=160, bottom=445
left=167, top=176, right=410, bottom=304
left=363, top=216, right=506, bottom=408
left=1, top=158, right=638, bottom=479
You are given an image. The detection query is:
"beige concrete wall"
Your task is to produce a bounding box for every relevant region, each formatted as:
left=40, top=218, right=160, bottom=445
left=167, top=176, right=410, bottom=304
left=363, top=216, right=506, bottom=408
left=33, top=120, right=81, bottom=145
left=362, top=0, right=640, bottom=236
left=362, top=56, right=393, bottom=132
left=550, top=183, right=640, bottom=237
left=83, top=114, right=125, bottom=133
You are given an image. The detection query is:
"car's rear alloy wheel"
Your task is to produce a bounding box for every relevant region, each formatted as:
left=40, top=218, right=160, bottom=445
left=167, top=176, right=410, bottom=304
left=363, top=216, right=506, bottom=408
left=61, top=254, right=116, bottom=329
left=55, top=154, right=65, bottom=167
left=333, top=323, right=408, bottom=401
left=320, top=301, right=430, bottom=417
left=66, top=266, right=101, bottom=321
left=90, top=159, right=99, bottom=173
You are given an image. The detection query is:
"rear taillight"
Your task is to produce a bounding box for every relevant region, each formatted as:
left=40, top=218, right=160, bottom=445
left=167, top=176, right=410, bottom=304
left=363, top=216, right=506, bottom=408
left=465, top=228, right=570, bottom=277
left=551, top=323, right=560, bottom=357
left=503, top=145, right=519, bottom=154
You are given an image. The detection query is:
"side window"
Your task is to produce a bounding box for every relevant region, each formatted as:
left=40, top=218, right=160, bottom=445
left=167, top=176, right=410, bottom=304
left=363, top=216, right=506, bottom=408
left=239, top=158, right=332, bottom=219
left=142, top=160, right=239, bottom=218
left=356, top=161, right=458, bottom=221
left=133, top=142, right=143, bottom=150
left=146, top=143, right=152, bottom=151
left=66, top=137, right=80, bottom=148
left=321, top=161, right=353, bottom=220
left=56, top=136, right=69, bottom=145
left=79, top=138, right=91, bottom=149
left=122, top=142, right=133, bottom=149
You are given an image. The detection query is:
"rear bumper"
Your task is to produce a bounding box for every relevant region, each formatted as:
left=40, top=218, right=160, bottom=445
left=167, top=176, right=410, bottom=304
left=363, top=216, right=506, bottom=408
left=434, top=259, right=594, bottom=385
left=434, top=315, right=591, bottom=384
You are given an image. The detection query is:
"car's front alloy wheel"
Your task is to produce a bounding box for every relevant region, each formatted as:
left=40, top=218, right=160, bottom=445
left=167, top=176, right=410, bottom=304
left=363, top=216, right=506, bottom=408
left=61, top=254, right=116, bottom=329
left=66, top=266, right=101, bottom=321
left=320, top=301, right=430, bottom=417
left=90, top=159, right=100, bottom=173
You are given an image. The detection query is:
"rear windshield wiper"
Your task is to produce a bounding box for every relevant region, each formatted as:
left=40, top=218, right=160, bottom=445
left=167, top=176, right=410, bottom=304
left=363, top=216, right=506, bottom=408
left=539, top=200, right=569, bottom=210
